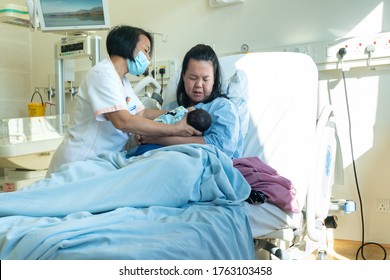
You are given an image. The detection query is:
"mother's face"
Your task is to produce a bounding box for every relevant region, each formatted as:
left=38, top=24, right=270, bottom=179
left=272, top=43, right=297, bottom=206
left=183, top=59, right=214, bottom=106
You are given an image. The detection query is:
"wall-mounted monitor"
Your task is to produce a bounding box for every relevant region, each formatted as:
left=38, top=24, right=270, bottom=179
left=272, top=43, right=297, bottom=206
left=35, top=0, right=110, bottom=34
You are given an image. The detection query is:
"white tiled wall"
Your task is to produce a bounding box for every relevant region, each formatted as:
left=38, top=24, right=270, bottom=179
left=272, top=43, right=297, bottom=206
left=0, top=24, right=32, bottom=119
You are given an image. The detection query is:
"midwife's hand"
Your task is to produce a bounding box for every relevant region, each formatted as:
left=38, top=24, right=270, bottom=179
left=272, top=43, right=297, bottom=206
left=175, top=117, right=202, bottom=136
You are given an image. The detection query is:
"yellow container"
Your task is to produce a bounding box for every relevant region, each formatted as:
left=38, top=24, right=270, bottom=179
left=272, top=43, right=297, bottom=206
left=28, top=91, right=46, bottom=117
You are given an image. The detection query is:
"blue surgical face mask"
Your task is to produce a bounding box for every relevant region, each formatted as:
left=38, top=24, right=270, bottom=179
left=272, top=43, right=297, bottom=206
left=127, top=50, right=150, bottom=76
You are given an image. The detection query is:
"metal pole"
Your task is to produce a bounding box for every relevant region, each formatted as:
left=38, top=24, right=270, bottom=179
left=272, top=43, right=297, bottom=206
left=54, top=45, right=64, bottom=134
left=90, top=35, right=101, bottom=66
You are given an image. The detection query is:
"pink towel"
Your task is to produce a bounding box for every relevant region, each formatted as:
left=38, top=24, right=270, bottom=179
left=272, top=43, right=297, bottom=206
left=233, top=157, right=300, bottom=213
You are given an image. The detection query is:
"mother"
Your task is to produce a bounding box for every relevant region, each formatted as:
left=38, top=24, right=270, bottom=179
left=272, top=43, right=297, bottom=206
left=137, top=44, right=244, bottom=158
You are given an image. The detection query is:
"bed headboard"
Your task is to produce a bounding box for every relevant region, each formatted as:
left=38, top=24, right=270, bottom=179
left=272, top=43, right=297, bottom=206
left=219, top=52, right=319, bottom=208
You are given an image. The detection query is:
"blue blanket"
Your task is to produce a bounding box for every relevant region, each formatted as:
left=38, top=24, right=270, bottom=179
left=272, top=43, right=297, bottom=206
left=0, top=144, right=254, bottom=259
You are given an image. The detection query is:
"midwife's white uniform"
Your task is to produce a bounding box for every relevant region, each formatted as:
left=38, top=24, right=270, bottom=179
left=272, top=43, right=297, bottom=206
left=46, top=58, right=145, bottom=176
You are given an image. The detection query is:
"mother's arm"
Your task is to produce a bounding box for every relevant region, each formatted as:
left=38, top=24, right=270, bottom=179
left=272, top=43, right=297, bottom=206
left=200, top=99, right=241, bottom=158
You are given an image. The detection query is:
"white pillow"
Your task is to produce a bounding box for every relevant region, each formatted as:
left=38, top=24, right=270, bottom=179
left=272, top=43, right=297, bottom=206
left=162, top=69, right=181, bottom=108
left=226, top=70, right=250, bottom=140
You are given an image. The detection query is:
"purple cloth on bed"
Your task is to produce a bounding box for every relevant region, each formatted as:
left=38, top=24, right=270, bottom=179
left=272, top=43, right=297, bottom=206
left=233, top=157, right=300, bottom=213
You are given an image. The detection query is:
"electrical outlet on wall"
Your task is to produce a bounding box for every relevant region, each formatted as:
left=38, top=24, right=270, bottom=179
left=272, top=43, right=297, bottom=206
left=376, top=198, right=390, bottom=212
left=128, top=59, right=176, bottom=83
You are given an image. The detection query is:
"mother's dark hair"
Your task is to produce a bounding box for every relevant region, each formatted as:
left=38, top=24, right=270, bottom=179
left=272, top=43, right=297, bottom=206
left=106, top=25, right=153, bottom=61
left=176, top=44, right=227, bottom=107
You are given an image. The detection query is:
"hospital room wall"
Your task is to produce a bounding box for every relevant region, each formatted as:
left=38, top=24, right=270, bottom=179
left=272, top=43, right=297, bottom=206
left=0, top=21, right=32, bottom=119
left=0, top=0, right=388, bottom=244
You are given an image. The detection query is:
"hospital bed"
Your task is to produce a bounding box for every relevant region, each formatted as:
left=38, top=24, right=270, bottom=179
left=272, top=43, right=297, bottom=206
left=216, top=52, right=340, bottom=260
left=165, top=51, right=340, bottom=260
left=0, top=52, right=339, bottom=260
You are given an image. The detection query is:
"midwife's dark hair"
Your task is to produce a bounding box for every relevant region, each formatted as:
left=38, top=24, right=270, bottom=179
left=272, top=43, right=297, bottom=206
left=176, top=44, right=227, bottom=107
left=187, top=108, right=212, bottom=133
left=106, top=25, right=153, bottom=61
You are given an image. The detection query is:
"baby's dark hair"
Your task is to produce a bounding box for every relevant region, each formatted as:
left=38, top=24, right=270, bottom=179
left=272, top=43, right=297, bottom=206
left=187, top=109, right=212, bottom=133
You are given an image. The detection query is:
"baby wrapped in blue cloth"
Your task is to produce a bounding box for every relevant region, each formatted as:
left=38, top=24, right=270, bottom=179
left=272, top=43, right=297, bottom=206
left=127, top=106, right=212, bottom=157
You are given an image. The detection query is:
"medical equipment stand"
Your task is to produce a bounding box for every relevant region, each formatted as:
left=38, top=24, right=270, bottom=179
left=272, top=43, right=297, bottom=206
left=54, top=34, right=102, bottom=131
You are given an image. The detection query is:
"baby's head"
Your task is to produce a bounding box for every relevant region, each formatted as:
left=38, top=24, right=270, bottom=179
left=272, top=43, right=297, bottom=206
left=187, top=108, right=212, bottom=133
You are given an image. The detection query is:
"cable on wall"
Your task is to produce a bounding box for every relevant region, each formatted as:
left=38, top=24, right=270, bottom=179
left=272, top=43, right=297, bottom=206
left=338, top=48, right=387, bottom=260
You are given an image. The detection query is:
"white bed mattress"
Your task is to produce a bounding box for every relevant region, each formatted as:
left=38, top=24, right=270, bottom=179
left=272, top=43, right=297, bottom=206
left=244, top=202, right=302, bottom=238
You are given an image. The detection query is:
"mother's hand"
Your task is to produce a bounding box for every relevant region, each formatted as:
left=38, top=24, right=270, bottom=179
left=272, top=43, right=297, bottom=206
left=135, top=134, right=155, bottom=145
